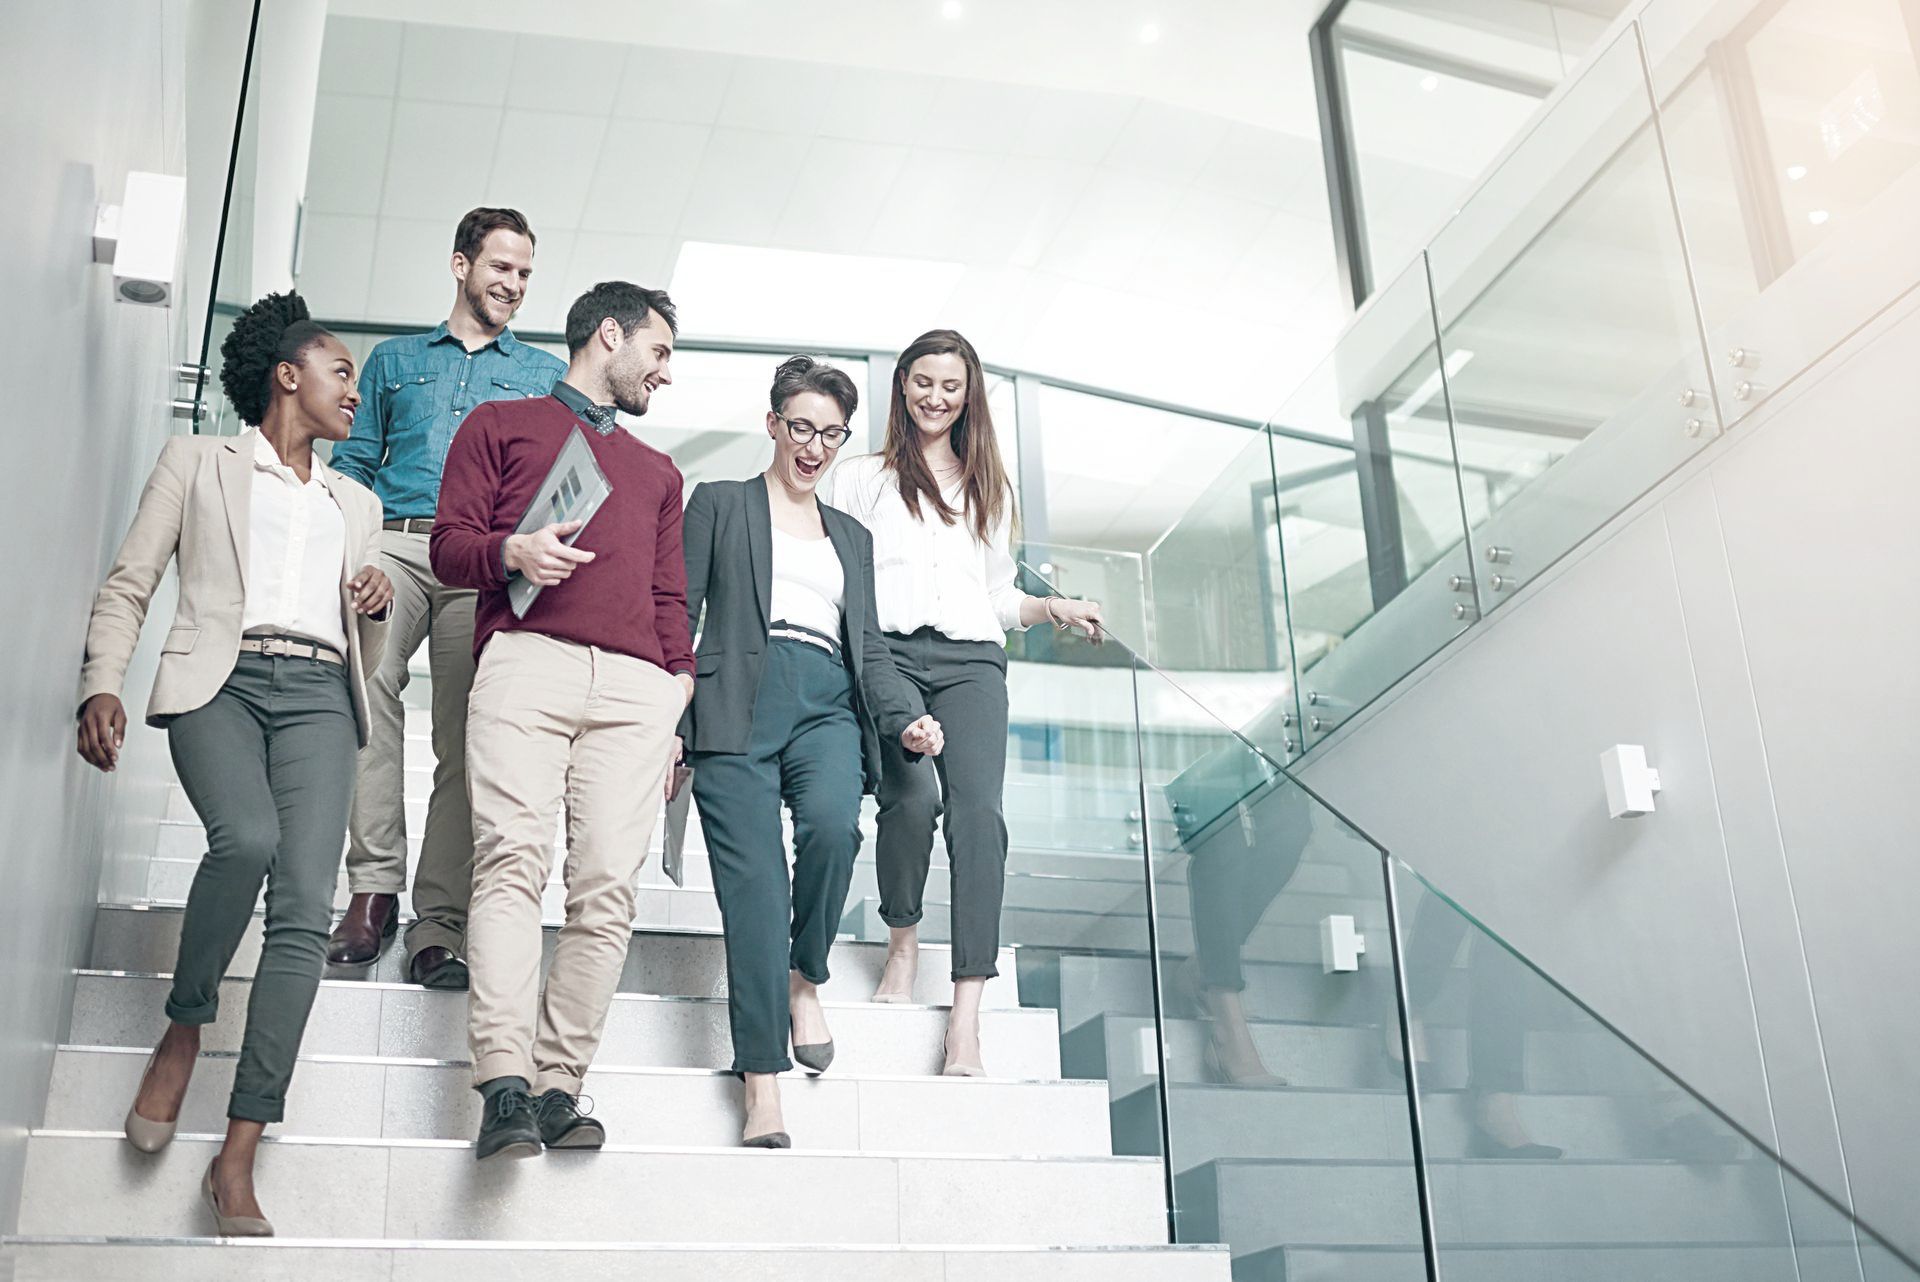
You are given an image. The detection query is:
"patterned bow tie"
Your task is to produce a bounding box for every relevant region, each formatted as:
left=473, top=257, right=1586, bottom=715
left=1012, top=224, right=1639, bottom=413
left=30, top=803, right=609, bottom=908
left=580, top=402, right=617, bottom=434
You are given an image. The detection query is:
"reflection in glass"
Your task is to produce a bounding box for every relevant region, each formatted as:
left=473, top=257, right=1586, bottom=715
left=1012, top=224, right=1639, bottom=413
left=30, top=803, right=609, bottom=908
left=1393, top=864, right=1918, bottom=1281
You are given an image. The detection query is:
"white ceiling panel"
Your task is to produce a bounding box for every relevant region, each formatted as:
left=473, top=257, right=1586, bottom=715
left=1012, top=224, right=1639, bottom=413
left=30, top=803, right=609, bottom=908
left=557, top=231, right=678, bottom=305
left=974, top=154, right=1095, bottom=267
left=578, top=120, right=711, bottom=235
left=508, top=33, right=628, bottom=116
left=773, top=138, right=909, bottom=254
left=483, top=109, right=610, bottom=230
left=678, top=127, right=814, bottom=245
left=295, top=213, right=377, bottom=318
left=1198, top=122, right=1323, bottom=209
left=304, top=94, right=394, bottom=217
left=317, top=16, right=402, bottom=98
left=379, top=101, right=503, bottom=220
left=615, top=44, right=735, bottom=124
left=397, top=22, right=515, bottom=106
left=815, top=67, right=946, bottom=147
left=1103, top=100, right=1231, bottom=187
left=926, top=79, right=1044, bottom=155
left=1136, top=188, right=1273, bottom=296
left=1039, top=169, right=1180, bottom=283
left=365, top=216, right=462, bottom=322
left=862, top=146, right=1004, bottom=260
left=1012, top=87, right=1137, bottom=161
left=718, top=56, right=838, bottom=135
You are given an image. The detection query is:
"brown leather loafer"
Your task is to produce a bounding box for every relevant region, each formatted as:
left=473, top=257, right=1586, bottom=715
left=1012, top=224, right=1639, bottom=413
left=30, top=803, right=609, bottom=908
left=408, top=945, right=470, bottom=991
left=326, top=893, right=398, bottom=966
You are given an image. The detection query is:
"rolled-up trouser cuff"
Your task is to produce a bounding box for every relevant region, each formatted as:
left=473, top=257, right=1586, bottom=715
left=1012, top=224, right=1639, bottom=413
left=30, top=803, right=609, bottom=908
left=474, top=1050, right=534, bottom=1091
left=532, top=1068, right=584, bottom=1098
left=790, top=959, right=831, bottom=987
left=732, top=1054, right=793, bottom=1075
left=227, top=1091, right=284, bottom=1124
left=951, top=961, right=1001, bottom=981
left=345, top=872, right=407, bottom=895
left=878, top=908, right=923, bottom=929
left=164, top=995, right=219, bottom=1026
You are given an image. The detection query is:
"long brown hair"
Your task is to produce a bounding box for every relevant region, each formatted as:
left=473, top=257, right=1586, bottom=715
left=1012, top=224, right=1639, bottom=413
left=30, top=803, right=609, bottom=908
left=882, top=329, right=1011, bottom=543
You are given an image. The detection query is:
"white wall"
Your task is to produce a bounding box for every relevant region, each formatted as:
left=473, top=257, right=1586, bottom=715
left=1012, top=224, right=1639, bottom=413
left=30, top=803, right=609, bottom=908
left=0, top=0, right=239, bottom=1228
left=1297, top=286, right=1920, bottom=1262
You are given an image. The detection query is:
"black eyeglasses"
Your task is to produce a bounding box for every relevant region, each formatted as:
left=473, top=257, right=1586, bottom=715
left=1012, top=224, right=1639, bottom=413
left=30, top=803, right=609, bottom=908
left=776, top=416, right=852, bottom=449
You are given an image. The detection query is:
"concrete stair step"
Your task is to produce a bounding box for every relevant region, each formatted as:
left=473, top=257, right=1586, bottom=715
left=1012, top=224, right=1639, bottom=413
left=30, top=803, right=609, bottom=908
left=45, top=1046, right=1110, bottom=1156
left=844, top=898, right=1337, bottom=964
left=0, top=1238, right=1231, bottom=1281
left=1176, top=1156, right=1794, bottom=1256
left=65, top=973, right=1063, bottom=1079
left=18, top=1133, right=1167, bottom=1246
left=1109, top=1082, right=1667, bottom=1168
left=1246, top=1241, right=1841, bottom=1282
left=89, top=905, right=1019, bottom=1008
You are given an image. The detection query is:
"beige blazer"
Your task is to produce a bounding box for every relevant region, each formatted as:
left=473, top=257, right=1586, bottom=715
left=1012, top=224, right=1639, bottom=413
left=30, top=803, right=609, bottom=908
left=77, top=430, right=388, bottom=745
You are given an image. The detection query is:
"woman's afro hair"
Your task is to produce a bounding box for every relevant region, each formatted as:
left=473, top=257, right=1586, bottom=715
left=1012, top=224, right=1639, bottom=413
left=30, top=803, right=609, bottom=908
left=218, top=291, right=331, bottom=426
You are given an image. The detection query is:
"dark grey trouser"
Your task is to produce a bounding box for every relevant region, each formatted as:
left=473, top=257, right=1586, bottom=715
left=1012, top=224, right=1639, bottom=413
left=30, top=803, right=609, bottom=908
left=166, top=653, right=358, bottom=1123
left=873, top=626, right=1010, bottom=980
left=691, top=641, right=864, bottom=1074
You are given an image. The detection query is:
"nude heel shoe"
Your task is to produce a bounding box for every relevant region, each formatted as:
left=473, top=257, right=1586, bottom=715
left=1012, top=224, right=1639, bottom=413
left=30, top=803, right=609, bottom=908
left=123, top=1052, right=178, bottom=1153
left=203, top=1161, right=273, bottom=1237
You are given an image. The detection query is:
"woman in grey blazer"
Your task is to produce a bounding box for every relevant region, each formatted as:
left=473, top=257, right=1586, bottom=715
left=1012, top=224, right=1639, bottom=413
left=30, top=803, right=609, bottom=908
left=681, top=356, right=942, bottom=1148
left=75, top=293, right=391, bottom=1235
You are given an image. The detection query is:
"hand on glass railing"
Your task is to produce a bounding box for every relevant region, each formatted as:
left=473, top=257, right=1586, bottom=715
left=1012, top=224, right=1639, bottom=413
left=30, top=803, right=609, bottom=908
left=1040, top=594, right=1105, bottom=641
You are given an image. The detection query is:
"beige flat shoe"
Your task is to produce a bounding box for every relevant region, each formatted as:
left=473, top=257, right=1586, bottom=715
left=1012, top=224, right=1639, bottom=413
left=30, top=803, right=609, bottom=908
left=123, top=1053, right=178, bottom=1153
left=203, top=1161, right=273, bottom=1237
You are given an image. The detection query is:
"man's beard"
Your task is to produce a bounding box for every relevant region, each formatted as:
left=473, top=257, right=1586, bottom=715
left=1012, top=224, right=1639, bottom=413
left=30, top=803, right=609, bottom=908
left=465, top=279, right=513, bottom=327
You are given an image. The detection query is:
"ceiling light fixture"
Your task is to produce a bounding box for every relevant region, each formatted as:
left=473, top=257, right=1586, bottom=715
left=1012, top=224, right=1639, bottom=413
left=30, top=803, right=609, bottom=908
left=1785, top=163, right=1808, bottom=181
left=1139, top=22, right=1161, bottom=44
left=941, top=0, right=963, bottom=19
left=1808, top=209, right=1830, bottom=225
left=1419, top=74, right=1440, bottom=92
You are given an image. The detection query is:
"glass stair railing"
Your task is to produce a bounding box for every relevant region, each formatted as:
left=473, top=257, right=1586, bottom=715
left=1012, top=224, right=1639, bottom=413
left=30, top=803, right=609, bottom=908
left=977, top=601, right=1920, bottom=1281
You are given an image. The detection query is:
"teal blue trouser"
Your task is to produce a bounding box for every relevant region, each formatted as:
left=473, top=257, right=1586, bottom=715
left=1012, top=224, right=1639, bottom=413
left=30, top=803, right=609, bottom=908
left=165, top=653, right=357, bottom=1123
left=692, top=640, right=864, bottom=1074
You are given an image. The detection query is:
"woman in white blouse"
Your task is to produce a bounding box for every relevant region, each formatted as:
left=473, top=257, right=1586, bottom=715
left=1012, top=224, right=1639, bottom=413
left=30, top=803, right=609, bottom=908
left=75, top=293, right=391, bottom=1235
left=820, top=329, right=1102, bottom=1074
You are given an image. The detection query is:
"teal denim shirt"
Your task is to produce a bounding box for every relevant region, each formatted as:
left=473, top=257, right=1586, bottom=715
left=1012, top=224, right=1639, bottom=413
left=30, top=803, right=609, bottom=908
left=330, top=323, right=565, bottom=521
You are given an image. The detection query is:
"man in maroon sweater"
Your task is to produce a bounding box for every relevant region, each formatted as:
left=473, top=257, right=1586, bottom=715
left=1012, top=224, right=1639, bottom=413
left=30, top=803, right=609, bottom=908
left=431, top=280, right=693, bottom=1160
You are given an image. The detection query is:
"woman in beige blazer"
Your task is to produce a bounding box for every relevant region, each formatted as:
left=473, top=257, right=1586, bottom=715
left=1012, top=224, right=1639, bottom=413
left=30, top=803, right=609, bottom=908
left=75, top=292, right=391, bottom=1236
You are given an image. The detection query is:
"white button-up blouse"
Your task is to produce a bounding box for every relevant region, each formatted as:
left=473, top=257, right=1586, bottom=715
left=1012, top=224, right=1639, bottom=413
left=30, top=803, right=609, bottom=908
left=818, top=453, right=1027, bottom=646
left=240, top=432, right=349, bottom=654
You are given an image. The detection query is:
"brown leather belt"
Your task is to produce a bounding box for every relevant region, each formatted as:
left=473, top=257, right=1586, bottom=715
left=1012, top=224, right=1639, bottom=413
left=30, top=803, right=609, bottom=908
left=238, top=636, right=345, bottom=666
left=383, top=518, right=435, bottom=534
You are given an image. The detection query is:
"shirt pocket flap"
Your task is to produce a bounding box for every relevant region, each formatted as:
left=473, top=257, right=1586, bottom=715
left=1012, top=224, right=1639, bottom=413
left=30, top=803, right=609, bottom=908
left=490, top=375, right=540, bottom=398
left=162, top=626, right=200, bottom=654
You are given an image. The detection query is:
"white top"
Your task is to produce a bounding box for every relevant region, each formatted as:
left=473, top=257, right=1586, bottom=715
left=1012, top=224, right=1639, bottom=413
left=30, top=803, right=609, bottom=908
left=770, top=527, right=845, bottom=642
left=818, top=453, right=1026, bottom=646
left=241, top=431, right=349, bottom=654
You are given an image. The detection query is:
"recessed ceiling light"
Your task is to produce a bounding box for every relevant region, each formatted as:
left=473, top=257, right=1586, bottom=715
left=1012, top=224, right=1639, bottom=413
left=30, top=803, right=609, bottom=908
left=1138, top=22, right=1161, bottom=43
left=941, top=0, right=962, bottom=19
left=1419, top=74, right=1440, bottom=92
left=1785, top=163, right=1808, bottom=181
left=1808, top=209, right=1830, bottom=225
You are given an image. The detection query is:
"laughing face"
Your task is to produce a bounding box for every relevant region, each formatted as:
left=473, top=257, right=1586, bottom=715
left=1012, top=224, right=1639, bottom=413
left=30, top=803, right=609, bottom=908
left=767, top=390, right=849, bottom=497
left=454, top=228, right=535, bottom=331
left=902, top=352, right=967, bottom=444
left=292, top=334, right=361, bottom=442
left=606, top=309, right=676, bottom=417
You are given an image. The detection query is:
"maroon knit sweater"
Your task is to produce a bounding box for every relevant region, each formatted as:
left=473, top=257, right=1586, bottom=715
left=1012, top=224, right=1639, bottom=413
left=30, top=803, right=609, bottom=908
left=430, top=395, right=694, bottom=675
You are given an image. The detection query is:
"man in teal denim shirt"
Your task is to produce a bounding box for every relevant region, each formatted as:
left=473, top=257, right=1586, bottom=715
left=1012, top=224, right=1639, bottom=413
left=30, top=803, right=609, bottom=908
left=325, top=207, right=565, bottom=988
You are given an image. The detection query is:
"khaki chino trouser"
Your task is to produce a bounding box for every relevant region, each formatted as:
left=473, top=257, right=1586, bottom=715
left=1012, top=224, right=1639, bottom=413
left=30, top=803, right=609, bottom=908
left=465, top=630, right=682, bottom=1094
left=345, top=529, right=477, bottom=959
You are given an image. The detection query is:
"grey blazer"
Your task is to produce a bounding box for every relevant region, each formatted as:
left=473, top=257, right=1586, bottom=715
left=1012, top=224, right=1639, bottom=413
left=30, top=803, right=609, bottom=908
left=679, top=474, right=920, bottom=792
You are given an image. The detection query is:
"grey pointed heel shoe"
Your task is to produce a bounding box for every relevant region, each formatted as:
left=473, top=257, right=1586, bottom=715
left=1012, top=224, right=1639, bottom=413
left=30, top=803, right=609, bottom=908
left=742, top=1130, right=792, bottom=1149
left=123, top=1052, right=178, bottom=1153
left=792, top=1040, right=835, bottom=1074
left=203, top=1161, right=273, bottom=1237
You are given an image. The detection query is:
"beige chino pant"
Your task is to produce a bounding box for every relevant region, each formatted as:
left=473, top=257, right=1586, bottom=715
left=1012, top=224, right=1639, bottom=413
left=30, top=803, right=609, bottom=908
left=464, top=630, right=682, bottom=1093
left=345, top=529, right=477, bottom=960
